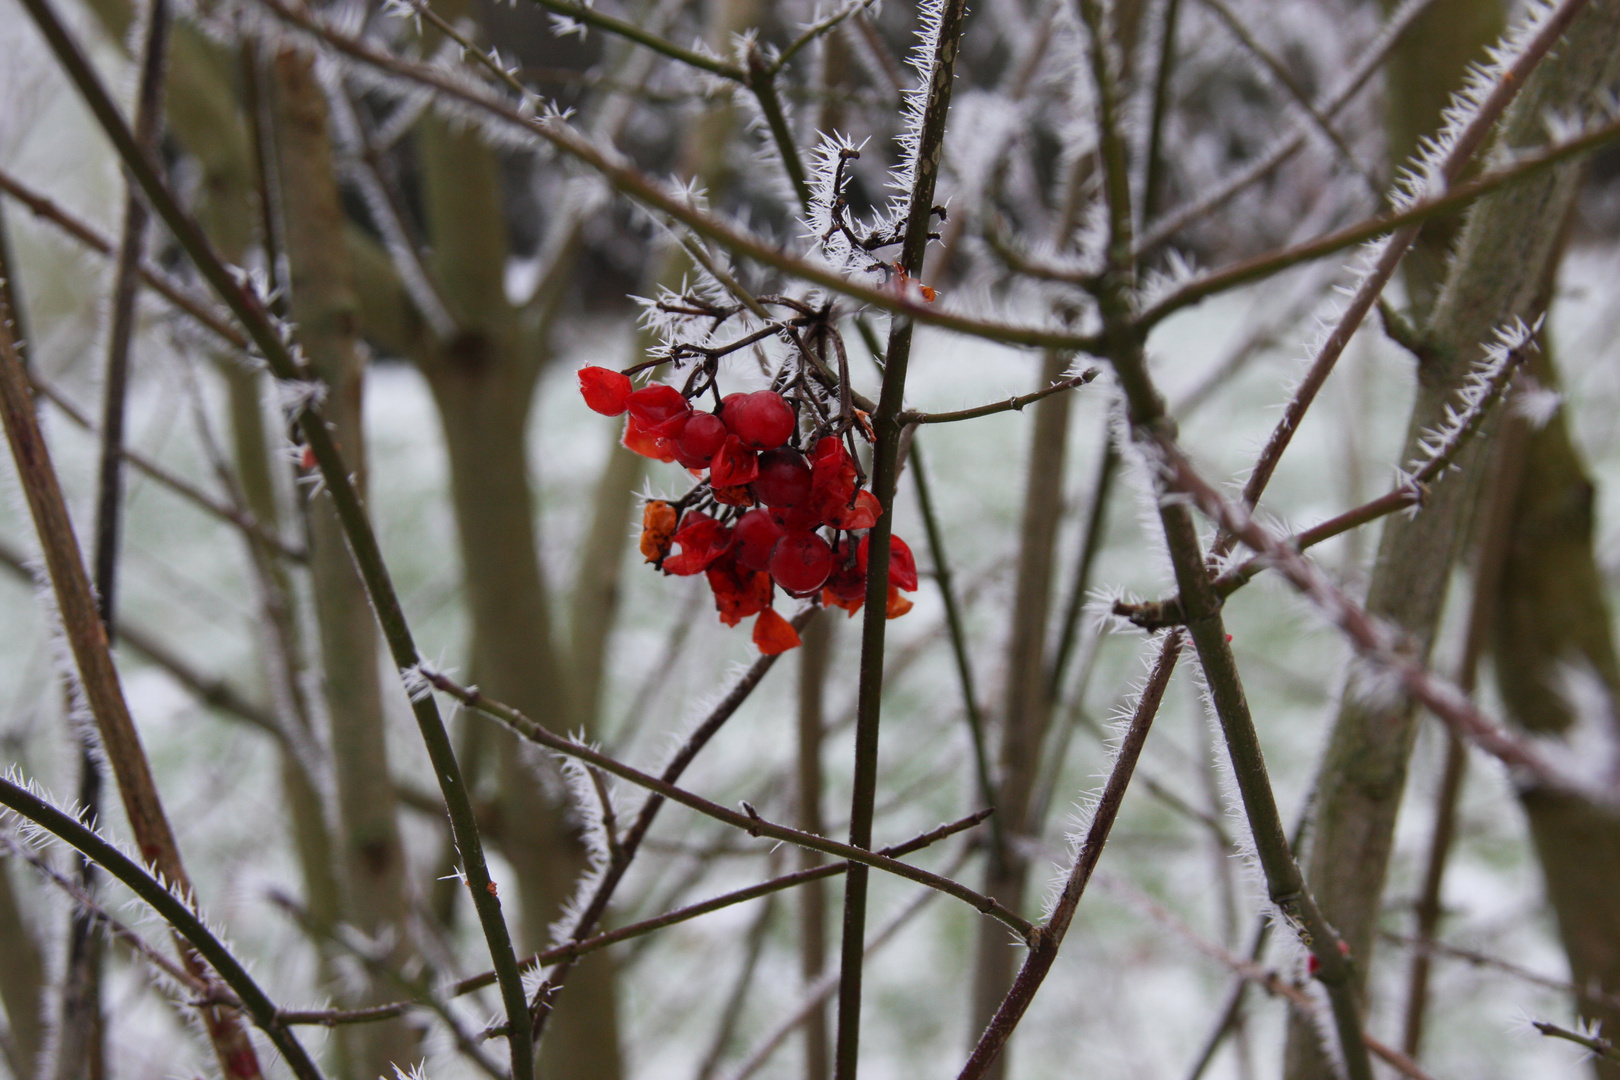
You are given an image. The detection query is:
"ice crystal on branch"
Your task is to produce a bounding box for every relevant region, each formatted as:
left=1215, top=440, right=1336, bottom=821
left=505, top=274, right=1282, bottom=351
left=1406, top=315, right=1540, bottom=483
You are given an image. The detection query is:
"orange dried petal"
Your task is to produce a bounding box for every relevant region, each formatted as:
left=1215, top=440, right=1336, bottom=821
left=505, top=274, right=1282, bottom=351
left=752, top=607, right=802, bottom=654
left=885, top=584, right=914, bottom=620
left=640, top=500, right=678, bottom=563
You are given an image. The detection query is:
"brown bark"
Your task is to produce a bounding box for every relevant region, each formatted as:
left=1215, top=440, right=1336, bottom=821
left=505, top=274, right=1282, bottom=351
left=270, top=46, right=416, bottom=1075
left=0, top=262, right=262, bottom=1080
left=0, top=855, right=44, bottom=1076
left=798, top=615, right=834, bottom=1080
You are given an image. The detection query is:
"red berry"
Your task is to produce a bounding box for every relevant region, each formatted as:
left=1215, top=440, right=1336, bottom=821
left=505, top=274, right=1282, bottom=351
left=772, top=502, right=822, bottom=533
left=709, top=435, right=760, bottom=488
left=770, top=531, right=833, bottom=594
left=627, top=384, right=692, bottom=437
left=752, top=448, right=812, bottom=507
left=734, top=509, right=785, bottom=571
left=821, top=559, right=866, bottom=616
left=675, top=412, right=728, bottom=468
left=857, top=534, right=918, bottom=592
left=723, top=391, right=795, bottom=450
left=579, top=366, right=632, bottom=415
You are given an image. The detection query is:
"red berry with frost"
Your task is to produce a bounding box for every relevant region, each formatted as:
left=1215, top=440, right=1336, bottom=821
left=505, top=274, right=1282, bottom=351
left=734, top=509, right=785, bottom=571
left=627, top=384, right=692, bottom=437
left=579, top=366, right=633, bottom=415
left=675, top=412, right=728, bottom=468
left=723, top=391, right=795, bottom=450
left=752, top=448, right=812, bottom=507
left=769, top=531, right=833, bottom=594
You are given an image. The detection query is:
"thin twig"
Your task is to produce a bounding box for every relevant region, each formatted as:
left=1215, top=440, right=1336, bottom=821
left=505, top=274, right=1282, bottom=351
left=1137, top=113, right=1620, bottom=330
left=724, top=848, right=975, bottom=1080
left=271, top=893, right=505, bottom=1077
left=0, top=835, right=204, bottom=996
left=30, top=377, right=305, bottom=562
left=1102, top=875, right=1439, bottom=1080
left=1222, top=0, right=1594, bottom=539
left=693, top=886, right=778, bottom=1080
left=253, top=0, right=1107, bottom=355
left=1045, top=436, right=1117, bottom=702
left=1137, top=0, right=1439, bottom=249
left=10, top=5, right=535, bottom=1069
left=1533, top=1020, right=1620, bottom=1063
left=910, top=442, right=1001, bottom=858
left=0, top=212, right=266, bottom=1080
left=1191, top=0, right=1380, bottom=193
left=1383, top=931, right=1620, bottom=1013
left=1077, top=0, right=1376, bottom=1058
left=527, top=0, right=746, bottom=80
left=423, top=670, right=1034, bottom=939
left=1400, top=413, right=1525, bottom=1057
left=899, top=369, right=1099, bottom=425
left=958, top=631, right=1184, bottom=1080
left=0, top=168, right=246, bottom=348
left=521, top=615, right=813, bottom=1040
left=0, top=777, right=325, bottom=1080
left=1156, top=442, right=1595, bottom=799
left=0, top=536, right=279, bottom=734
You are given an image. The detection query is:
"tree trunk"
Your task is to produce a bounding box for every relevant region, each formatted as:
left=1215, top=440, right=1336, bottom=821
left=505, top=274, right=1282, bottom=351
left=1492, top=346, right=1620, bottom=1080
left=968, top=348, right=1073, bottom=1080
left=1285, top=5, right=1620, bottom=1077
left=411, top=79, right=624, bottom=1072
left=0, top=855, right=44, bottom=1077
left=271, top=47, right=416, bottom=1076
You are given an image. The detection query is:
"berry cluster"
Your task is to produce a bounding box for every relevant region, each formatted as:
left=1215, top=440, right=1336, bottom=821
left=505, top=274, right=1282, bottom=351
left=578, top=365, right=917, bottom=655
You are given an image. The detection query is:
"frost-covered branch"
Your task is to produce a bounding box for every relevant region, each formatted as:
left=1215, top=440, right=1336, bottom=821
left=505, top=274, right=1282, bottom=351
left=9, top=3, right=537, bottom=1068
left=959, top=631, right=1184, bottom=1080
left=1154, top=440, right=1600, bottom=801
left=899, top=367, right=1099, bottom=425
left=1136, top=111, right=1620, bottom=327
left=0, top=776, right=326, bottom=1080
left=418, top=668, right=1036, bottom=938
left=1119, top=317, right=1537, bottom=629
left=1227, top=0, right=1595, bottom=530
left=252, top=0, right=1101, bottom=352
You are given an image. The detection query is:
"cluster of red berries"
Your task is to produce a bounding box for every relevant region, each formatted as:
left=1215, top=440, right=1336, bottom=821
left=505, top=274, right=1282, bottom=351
left=578, top=365, right=918, bottom=654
